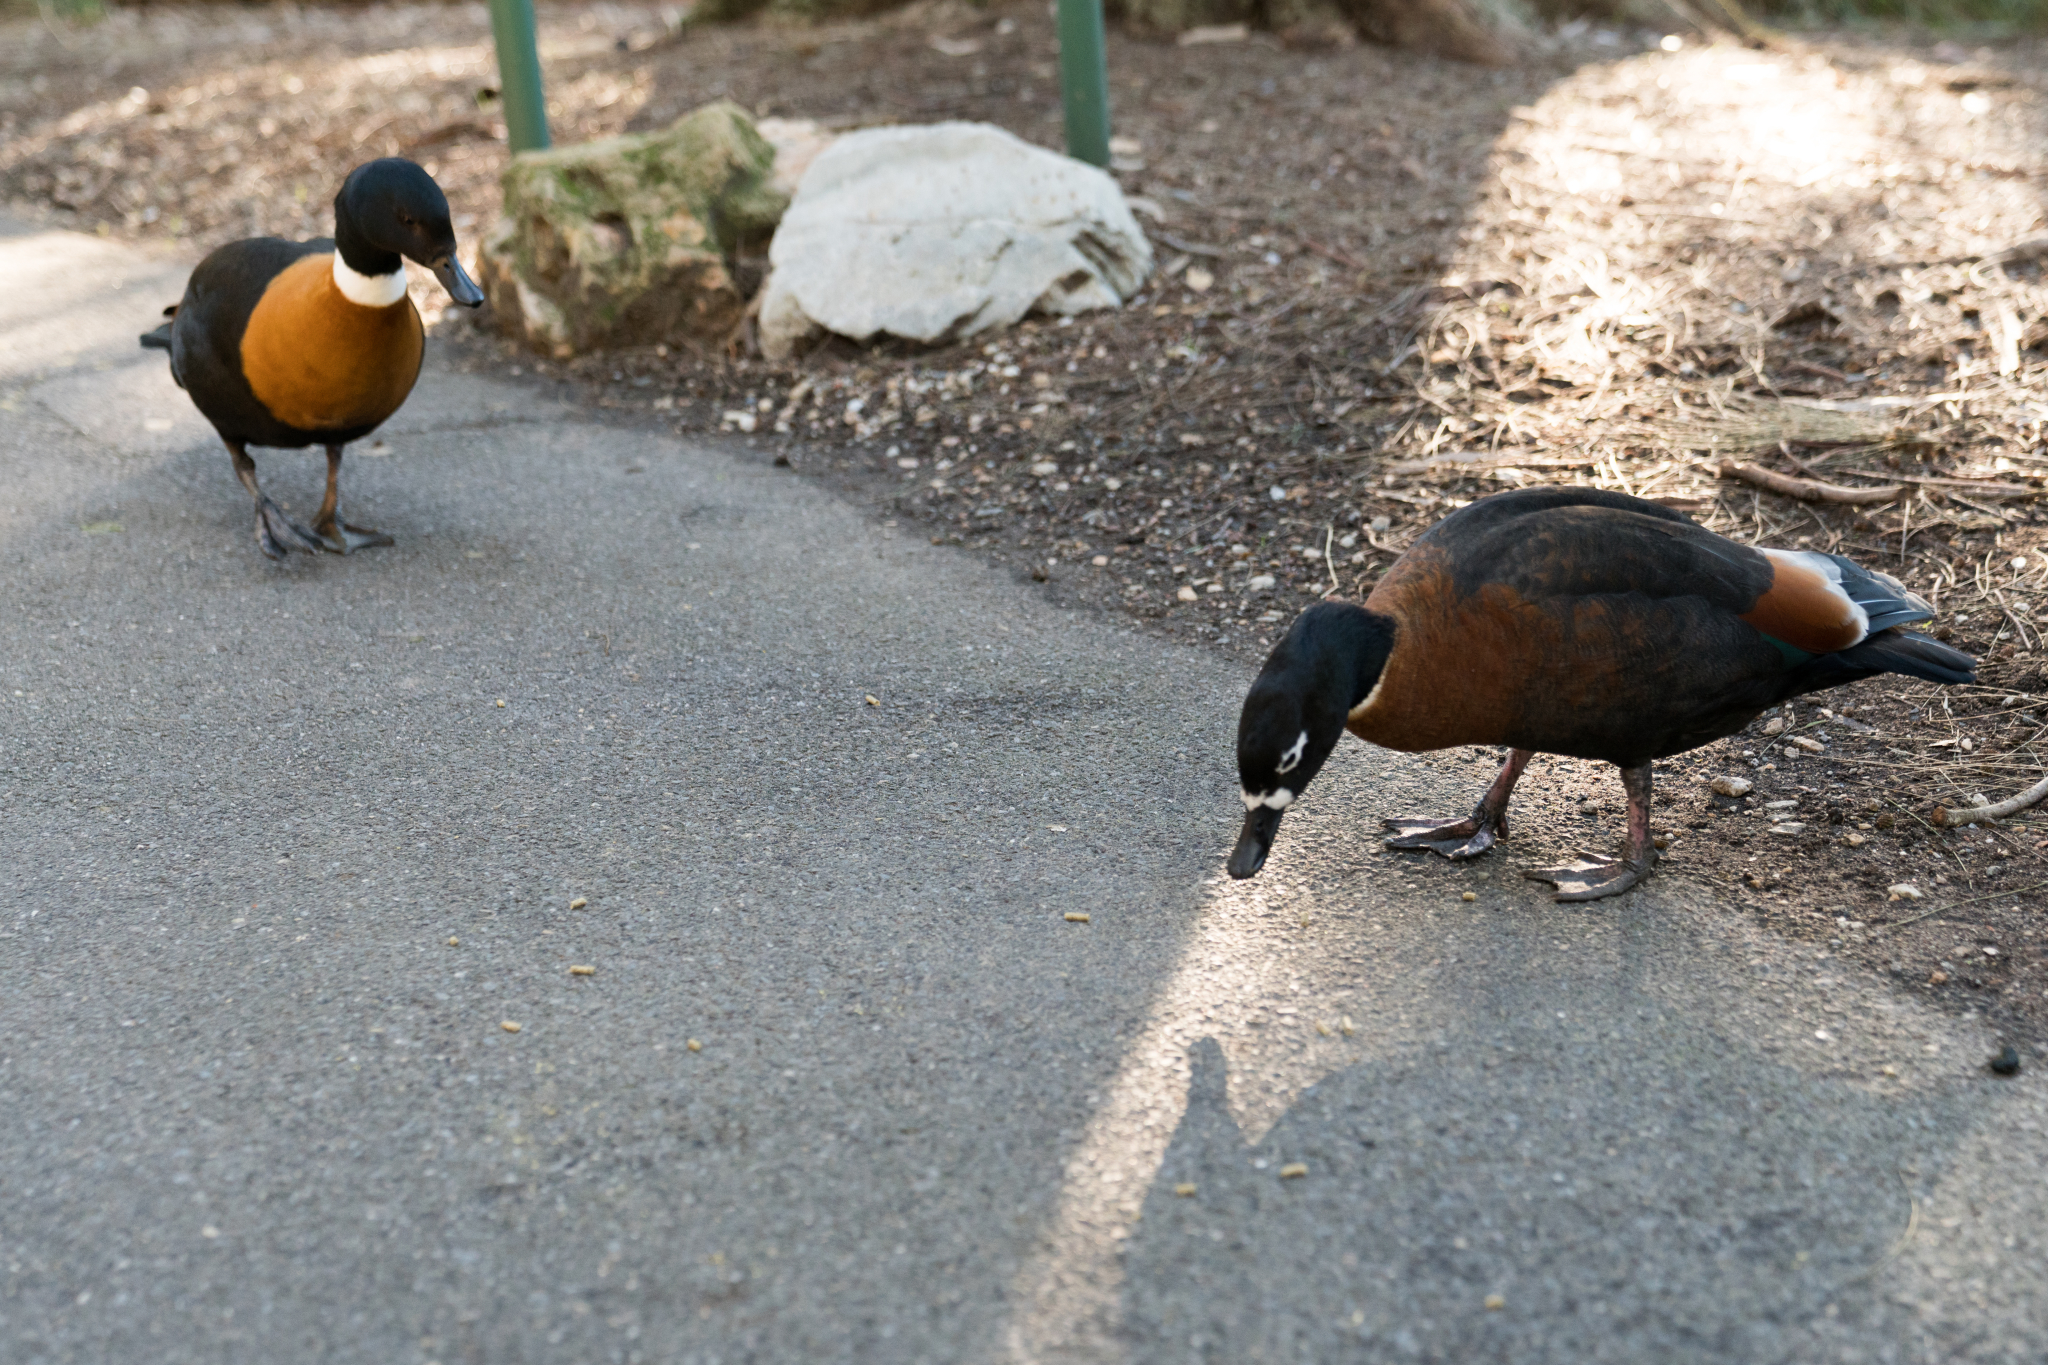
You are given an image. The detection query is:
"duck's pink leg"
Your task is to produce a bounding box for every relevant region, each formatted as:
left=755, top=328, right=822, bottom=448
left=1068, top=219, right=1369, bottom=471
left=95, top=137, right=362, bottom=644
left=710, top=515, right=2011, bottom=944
left=1383, top=747, right=1532, bottom=859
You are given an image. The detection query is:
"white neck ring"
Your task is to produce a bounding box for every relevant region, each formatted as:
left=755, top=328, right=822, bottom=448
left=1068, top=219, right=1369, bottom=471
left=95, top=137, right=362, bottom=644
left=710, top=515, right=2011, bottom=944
left=332, top=254, right=409, bottom=307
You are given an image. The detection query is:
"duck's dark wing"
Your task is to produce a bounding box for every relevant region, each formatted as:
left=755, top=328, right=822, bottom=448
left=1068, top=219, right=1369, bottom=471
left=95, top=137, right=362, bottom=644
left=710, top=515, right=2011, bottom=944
left=166, top=236, right=332, bottom=447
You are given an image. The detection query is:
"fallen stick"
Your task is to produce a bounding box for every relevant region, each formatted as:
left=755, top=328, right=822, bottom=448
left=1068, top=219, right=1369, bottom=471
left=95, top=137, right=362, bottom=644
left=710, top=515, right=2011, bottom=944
left=1933, top=772, right=2048, bottom=827
left=1719, top=462, right=1903, bottom=505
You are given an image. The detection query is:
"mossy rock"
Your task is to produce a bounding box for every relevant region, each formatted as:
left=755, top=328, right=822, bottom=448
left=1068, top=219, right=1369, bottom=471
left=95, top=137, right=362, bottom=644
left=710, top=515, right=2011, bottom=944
left=479, top=100, right=787, bottom=355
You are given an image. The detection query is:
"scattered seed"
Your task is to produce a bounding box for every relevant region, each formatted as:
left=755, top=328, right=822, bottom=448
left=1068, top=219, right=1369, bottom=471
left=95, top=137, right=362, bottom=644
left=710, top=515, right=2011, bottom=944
left=865, top=695, right=880, bottom=707
left=1174, top=1182, right=1198, bottom=1197
left=1065, top=911, right=1091, bottom=923
left=1484, top=1294, right=1506, bottom=1311
left=686, top=1038, right=703, bottom=1052
left=495, top=698, right=506, bottom=708
left=501, top=1021, right=522, bottom=1033
left=569, top=964, right=596, bottom=976
left=569, top=897, right=588, bottom=910
left=1278, top=1162, right=1307, bottom=1179
left=447, top=936, right=459, bottom=946
left=1461, top=891, right=1477, bottom=902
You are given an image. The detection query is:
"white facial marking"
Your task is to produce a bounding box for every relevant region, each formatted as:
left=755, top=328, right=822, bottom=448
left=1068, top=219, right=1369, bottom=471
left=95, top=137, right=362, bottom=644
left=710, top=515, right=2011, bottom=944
left=1240, top=787, right=1294, bottom=811
left=332, top=254, right=410, bottom=308
left=1275, top=729, right=1309, bottom=775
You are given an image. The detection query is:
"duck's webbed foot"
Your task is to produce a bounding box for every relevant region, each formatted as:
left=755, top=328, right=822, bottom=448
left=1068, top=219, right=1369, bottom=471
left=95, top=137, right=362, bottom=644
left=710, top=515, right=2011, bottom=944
left=310, top=444, right=394, bottom=554
left=1523, top=761, right=1658, bottom=902
left=312, top=514, right=395, bottom=554
left=1522, top=852, right=1654, bottom=902
left=254, top=494, right=326, bottom=559
left=1383, top=812, right=1505, bottom=859
left=1382, top=747, right=1532, bottom=860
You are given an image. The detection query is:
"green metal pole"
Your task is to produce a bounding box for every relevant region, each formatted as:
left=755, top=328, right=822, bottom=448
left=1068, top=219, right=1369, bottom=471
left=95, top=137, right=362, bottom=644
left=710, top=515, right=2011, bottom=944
left=487, top=0, right=551, bottom=154
left=1055, top=0, right=1111, bottom=167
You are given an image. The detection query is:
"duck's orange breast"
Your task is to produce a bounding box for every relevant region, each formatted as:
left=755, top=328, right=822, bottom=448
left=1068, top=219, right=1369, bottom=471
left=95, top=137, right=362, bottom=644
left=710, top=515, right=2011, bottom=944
left=239, top=254, right=422, bottom=435
left=1346, top=547, right=1535, bottom=752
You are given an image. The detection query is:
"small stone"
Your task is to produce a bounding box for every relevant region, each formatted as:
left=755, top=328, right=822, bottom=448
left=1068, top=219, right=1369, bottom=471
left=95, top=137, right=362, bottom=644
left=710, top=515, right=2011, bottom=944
left=1769, top=822, right=1805, bottom=835
left=1247, top=575, right=1276, bottom=591
left=1990, top=1046, right=2021, bottom=1076
left=1091, top=554, right=1109, bottom=566
left=1278, top=1162, right=1308, bottom=1179
left=1790, top=736, right=1823, bottom=753
left=1888, top=883, right=1923, bottom=900
left=687, top=1038, right=703, bottom=1052
left=569, top=964, right=596, bottom=976
left=1842, top=832, right=1867, bottom=847
left=1461, top=891, right=1477, bottom=902
left=1710, top=776, right=1753, bottom=797
left=1174, top=1182, right=1198, bottom=1197
left=1185, top=266, right=1214, bottom=293
left=1929, top=970, right=1949, bottom=985
left=501, top=1021, right=522, bottom=1033
left=1764, top=799, right=1798, bottom=810
left=1032, top=461, right=1060, bottom=476
left=1484, top=1294, right=1506, bottom=1311
left=570, top=897, right=589, bottom=910
left=1880, top=1064, right=1899, bottom=1077
left=1064, top=911, right=1091, bottom=923
left=496, top=698, right=506, bottom=708
left=1762, top=716, right=1786, bottom=736
left=1651, top=833, right=1671, bottom=850
left=1178, top=585, right=1198, bottom=602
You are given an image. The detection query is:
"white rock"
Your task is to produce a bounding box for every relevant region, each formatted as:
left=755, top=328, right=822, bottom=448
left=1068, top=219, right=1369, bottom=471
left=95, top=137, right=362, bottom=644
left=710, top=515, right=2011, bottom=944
left=1887, top=883, right=1924, bottom=900
left=758, top=122, right=1153, bottom=359
left=1247, top=575, right=1277, bottom=591
left=1709, top=776, right=1753, bottom=797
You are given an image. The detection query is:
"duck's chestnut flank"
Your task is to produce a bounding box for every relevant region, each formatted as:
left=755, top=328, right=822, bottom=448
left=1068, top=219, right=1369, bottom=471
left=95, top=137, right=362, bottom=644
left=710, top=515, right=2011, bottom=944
left=1231, top=486, right=1975, bottom=901
left=140, top=158, right=483, bottom=560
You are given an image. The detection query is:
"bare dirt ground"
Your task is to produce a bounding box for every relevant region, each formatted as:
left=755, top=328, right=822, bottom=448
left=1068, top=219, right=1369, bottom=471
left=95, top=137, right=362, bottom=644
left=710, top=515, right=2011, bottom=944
left=4, top=0, right=2044, bottom=1046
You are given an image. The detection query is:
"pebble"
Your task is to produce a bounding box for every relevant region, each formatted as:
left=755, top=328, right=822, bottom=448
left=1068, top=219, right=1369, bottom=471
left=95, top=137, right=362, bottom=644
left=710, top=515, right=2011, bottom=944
left=1247, top=574, right=1276, bottom=591
left=1842, top=832, right=1867, bottom=847
left=569, top=897, right=588, bottom=910
left=1710, top=776, right=1753, bottom=797
left=1769, top=822, right=1805, bottom=835
left=501, top=1021, right=522, bottom=1033
left=1930, top=970, right=1949, bottom=985
left=1789, top=736, right=1824, bottom=753
left=1764, top=799, right=1798, bottom=810
left=1178, top=585, right=1198, bottom=602
left=1990, top=1046, right=2022, bottom=1077
left=1888, top=883, right=1924, bottom=900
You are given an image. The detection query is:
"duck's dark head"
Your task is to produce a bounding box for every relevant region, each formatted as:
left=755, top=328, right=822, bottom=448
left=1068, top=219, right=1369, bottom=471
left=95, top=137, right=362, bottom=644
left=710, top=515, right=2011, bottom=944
left=1228, top=602, right=1395, bottom=880
left=333, top=158, right=484, bottom=307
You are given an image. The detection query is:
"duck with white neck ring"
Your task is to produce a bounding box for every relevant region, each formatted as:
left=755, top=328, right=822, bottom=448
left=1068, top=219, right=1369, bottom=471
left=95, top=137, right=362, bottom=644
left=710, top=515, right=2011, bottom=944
left=142, top=158, right=484, bottom=559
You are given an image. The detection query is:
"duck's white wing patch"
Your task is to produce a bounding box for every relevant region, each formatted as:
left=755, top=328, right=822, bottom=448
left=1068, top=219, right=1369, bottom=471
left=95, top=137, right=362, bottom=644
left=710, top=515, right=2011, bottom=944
left=1241, top=787, right=1294, bottom=811
left=1275, top=730, right=1309, bottom=775
left=332, top=255, right=409, bottom=308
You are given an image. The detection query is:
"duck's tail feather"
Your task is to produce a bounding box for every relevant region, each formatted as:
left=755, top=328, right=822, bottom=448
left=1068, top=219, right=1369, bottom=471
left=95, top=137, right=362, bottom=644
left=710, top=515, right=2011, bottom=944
left=140, top=304, right=176, bottom=352
left=1828, top=627, right=1976, bottom=686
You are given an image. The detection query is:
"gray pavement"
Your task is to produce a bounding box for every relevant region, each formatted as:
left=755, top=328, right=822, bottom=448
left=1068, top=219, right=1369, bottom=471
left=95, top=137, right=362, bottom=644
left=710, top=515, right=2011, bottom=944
left=4, top=215, right=2045, bottom=1365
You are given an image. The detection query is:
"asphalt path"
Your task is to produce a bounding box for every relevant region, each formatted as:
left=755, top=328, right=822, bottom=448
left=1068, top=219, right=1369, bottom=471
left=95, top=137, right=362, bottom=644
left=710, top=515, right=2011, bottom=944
left=4, top=215, right=2045, bottom=1364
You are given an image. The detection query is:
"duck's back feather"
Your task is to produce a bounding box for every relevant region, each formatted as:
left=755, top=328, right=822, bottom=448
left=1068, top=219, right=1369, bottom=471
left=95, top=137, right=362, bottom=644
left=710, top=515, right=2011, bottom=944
left=1353, top=488, right=1966, bottom=766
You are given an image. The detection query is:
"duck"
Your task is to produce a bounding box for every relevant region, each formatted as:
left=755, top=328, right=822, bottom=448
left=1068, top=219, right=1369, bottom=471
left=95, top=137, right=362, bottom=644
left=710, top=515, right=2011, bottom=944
left=141, top=158, right=484, bottom=559
left=1227, top=486, right=1975, bottom=901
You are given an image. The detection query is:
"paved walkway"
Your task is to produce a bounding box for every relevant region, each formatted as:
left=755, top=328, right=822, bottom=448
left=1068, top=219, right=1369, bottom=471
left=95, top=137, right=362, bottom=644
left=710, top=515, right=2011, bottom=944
left=3, top=216, right=2043, bottom=1364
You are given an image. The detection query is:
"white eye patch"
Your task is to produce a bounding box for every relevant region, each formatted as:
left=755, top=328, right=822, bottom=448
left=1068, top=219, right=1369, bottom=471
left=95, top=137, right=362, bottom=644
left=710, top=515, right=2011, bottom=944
left=1241, top=787, right=1294, bottom=811
left=1276, top=729, right=1309, bottom=775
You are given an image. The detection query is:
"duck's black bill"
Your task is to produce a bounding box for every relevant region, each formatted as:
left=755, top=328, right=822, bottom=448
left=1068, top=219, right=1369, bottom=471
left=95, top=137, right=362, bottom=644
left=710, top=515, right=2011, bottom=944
left=433, top=256, right=486, bottom=308
left=1227, top=806, right=1283, bottom=880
